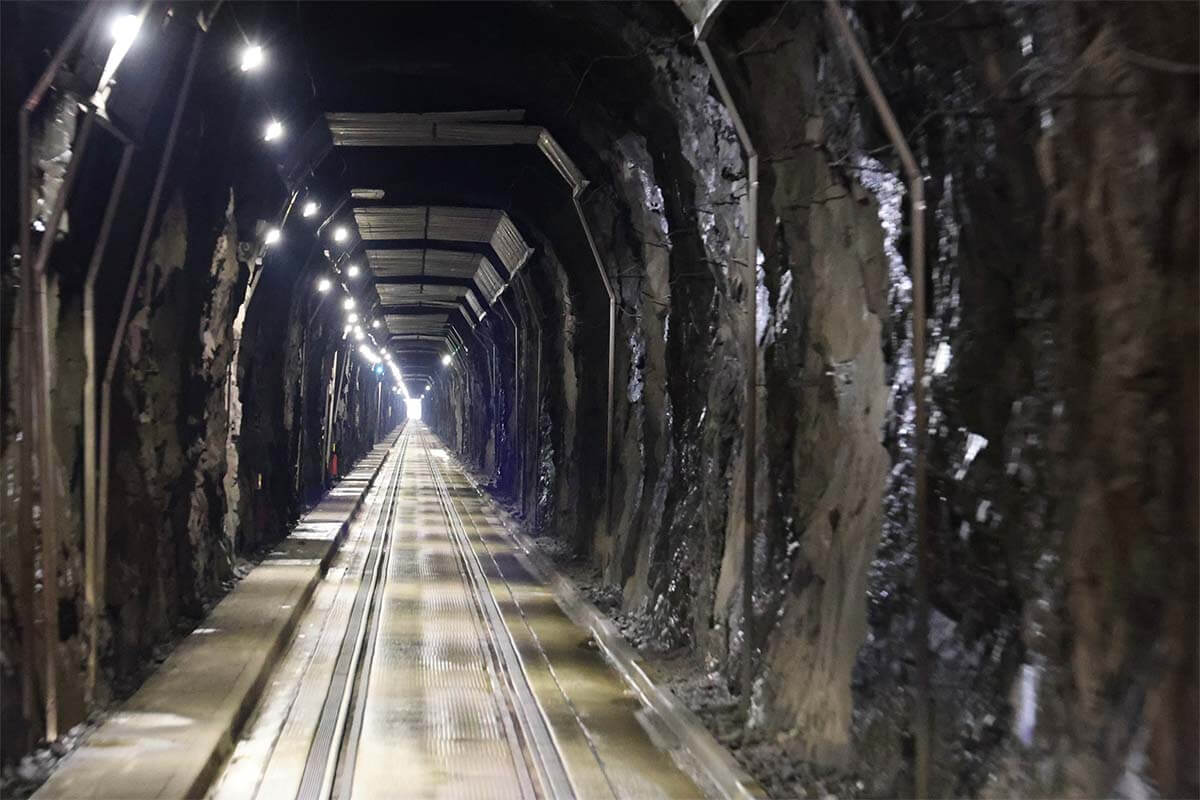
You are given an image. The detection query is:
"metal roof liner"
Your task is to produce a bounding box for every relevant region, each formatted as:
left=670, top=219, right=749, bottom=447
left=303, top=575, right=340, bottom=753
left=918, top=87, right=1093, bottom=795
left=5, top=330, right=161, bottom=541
left=423, top=250, right=481, bottom=280
left=366, top=250, right=423, bottom=277
left=385, top=312, right=450, bottom=335
left=474, top=257, right=505, bottom=303
left=464, top=290, right=486, bottom=321
left=355, top=207, right=426, bottom=239
left=325, top=112, right=539, bottom=148
left=426, top=206, right=499, bottom=243
left=490, top=213, right=534, bottom=275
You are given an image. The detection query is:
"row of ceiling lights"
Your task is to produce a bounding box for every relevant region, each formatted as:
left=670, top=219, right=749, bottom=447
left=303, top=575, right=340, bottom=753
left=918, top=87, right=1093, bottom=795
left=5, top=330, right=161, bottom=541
left=108, top=11, right=450, bottom=399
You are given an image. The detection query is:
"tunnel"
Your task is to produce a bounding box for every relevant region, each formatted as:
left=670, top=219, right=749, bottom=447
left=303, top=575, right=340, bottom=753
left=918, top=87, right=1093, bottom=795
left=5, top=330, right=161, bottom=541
left=1, top=1, right=1197, bottom=798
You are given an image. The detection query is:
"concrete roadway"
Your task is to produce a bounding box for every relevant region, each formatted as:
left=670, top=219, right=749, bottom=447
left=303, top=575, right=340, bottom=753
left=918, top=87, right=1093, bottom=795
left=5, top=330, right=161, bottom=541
left=207, top=423, right=705, bottom=800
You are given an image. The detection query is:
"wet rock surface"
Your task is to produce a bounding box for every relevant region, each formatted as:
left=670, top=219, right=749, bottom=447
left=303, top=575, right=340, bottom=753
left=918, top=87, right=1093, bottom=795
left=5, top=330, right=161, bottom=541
left=2, top=3, right=1194, bottom=796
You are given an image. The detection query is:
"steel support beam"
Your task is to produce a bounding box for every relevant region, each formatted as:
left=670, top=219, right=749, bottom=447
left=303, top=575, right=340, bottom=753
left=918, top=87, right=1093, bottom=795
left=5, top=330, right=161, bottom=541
left=572, top=196, right=617, bottom=557
left=16, top=2, right=98, bottom=741
left=97, top=30, right=207, bottom=704
left=824, top=3, right=930, bottom=793
left=693, top=1, right=759, bottom=718
left=84, top=140, right=135, bottom=705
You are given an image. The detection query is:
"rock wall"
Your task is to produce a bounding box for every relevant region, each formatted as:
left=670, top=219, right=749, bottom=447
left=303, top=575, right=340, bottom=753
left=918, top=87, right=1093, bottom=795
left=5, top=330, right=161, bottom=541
left=1, top=4, right=1193, bottom=797
left=429, top=2, right=1196, bottom=796
left=0, top=18, right=398, bottom=753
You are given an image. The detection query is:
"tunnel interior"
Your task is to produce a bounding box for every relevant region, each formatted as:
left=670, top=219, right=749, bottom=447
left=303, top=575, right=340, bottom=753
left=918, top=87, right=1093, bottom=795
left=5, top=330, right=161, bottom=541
left=1, top=1, right=1197, bottom=798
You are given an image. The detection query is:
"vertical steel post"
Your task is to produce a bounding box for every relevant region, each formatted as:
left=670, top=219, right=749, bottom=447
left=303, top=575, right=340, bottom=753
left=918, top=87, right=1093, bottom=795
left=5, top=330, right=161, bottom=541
left=97, top=30, right=207, bottom=689
left=498, top=295, right=522, bottom=508
left=824, top=3, right=930, bottom=793
left=695, top=26, right=759, bottom=716
left=323, top=348, right=341, bottom=480
left=84, top=142, right=135, bottom=705
left=15, top=2, right=98, bottom=741
left=515, top=274, right=542, bottom=527
left=375, top=380, right=383, bottom=442
left=572, top=196, right=616, bottom=554
left=16, top=101, right=37, bottom=747
left=27, top=108, right=98, bottom=741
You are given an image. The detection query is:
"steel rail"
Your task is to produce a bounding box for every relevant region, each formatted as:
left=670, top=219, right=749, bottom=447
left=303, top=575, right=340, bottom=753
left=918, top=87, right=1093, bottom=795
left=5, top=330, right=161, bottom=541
left=423, top=433, right=574, bottom=800
left=294, top=430, right=409, bottom=800
left=823, top=2, right=930, bottom=793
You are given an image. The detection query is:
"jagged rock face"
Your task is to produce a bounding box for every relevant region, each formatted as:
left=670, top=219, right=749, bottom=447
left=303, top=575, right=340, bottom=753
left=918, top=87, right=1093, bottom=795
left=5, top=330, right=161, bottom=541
left=2, top=4, right=1194, bottom=796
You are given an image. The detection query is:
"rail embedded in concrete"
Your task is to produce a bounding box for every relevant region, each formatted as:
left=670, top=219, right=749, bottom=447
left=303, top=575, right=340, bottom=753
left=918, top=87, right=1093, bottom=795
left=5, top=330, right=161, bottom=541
left=34, top=429, right=404, bottom=800
left=458, top=470, right=768, bottom=800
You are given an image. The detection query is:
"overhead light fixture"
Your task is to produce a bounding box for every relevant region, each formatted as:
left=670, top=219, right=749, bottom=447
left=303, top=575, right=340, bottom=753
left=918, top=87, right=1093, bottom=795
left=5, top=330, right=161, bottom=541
left=317, top=277, right=332, bottom=293
left=346, top=264, right=360, bottom=278
left=240, top=44, right=264, bottom=72
left=347, top=312, right=359, bottom=324
left=264, top=227, right=281, bottom=245
left=441, top=353, right=452, bottom=366
left=372, top=319, right=381, bottom=329
left=263, top=119, right=284, bottom=142
left=342, top=297, right=355, bottom=311
left=109, top=13, right=142, bottom=47
left=332, top=226, right=348, bottom=243
left=302, top=200, right=319, bottom=218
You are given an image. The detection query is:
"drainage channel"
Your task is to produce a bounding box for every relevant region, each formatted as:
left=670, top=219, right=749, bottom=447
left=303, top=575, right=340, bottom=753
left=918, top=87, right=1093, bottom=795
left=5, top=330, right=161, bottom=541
left=295, top=431, right=410, bottom=800
left=423, top=439, right=576, bottom=800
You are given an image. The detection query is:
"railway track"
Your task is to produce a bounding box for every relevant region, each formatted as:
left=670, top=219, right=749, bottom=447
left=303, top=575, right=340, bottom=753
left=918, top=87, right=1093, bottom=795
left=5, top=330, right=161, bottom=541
left=210, top=422, right=710, bottom=800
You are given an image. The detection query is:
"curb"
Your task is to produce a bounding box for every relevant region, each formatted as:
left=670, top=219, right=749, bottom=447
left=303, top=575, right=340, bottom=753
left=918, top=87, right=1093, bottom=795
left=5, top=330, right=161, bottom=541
left=35, top=427, right=404, bottom=800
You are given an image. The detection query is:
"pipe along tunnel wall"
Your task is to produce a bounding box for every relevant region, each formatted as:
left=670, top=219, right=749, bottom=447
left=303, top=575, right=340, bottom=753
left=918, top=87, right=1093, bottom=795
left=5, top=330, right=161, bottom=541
left=1, top=2, right=1197, bottom=798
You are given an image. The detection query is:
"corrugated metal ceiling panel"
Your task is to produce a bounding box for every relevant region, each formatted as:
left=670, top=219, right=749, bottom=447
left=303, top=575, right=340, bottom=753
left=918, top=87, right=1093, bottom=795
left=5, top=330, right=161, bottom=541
left=376, top=284, right=425, bottom=303
left=384, top=313, right=449, bottom=335
left=423, top=250, right=480, bottom=280
left=354, top=207, right=425, bottom=239
left=464, top=290, right=485, bottom=321
left=325, top=112, right=539, bottom=148
left=366, top=250, right=422, bottom=277
left=474, top=258, right=505, bottom=303
left=491, top=214, right=534, bottom=274
left=426, top=206, right=498, bottom=243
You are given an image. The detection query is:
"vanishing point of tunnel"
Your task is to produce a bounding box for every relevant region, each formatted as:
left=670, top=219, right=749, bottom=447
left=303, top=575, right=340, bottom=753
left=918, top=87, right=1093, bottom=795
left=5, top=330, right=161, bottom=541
left=1, top=1, right=1197, bottom=798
